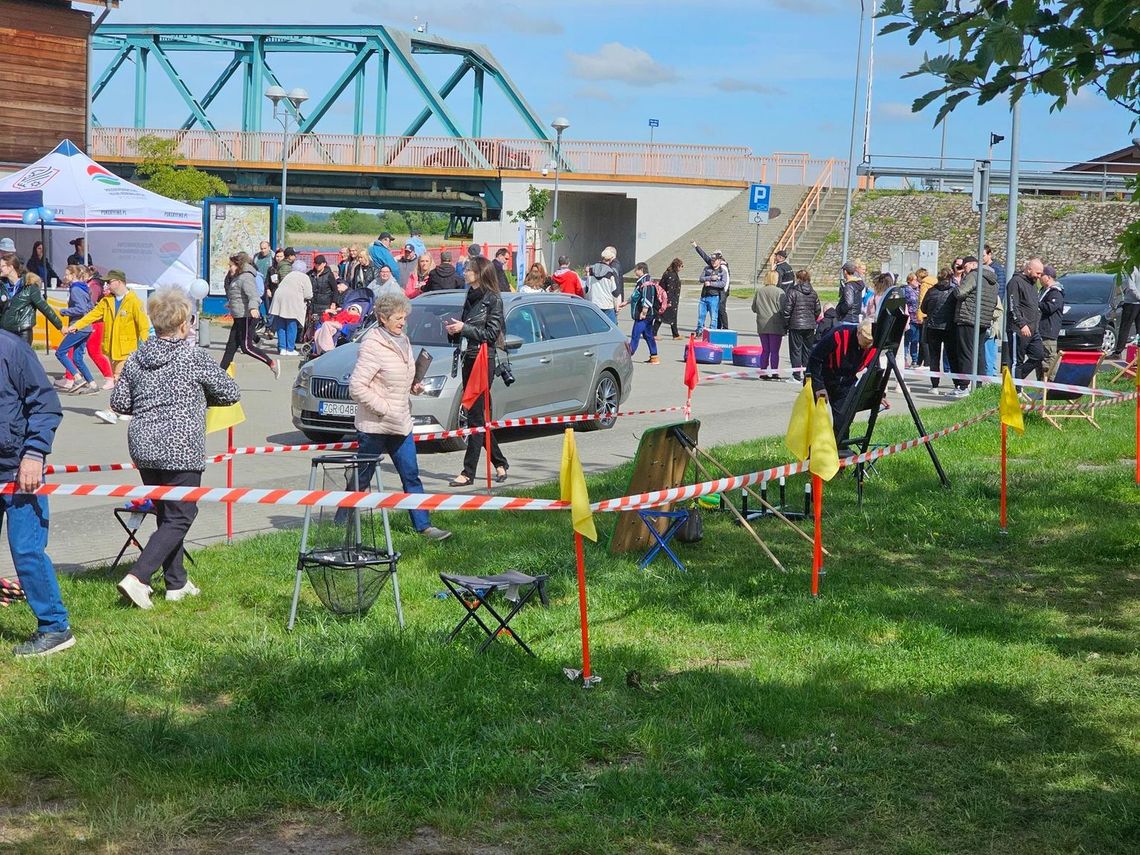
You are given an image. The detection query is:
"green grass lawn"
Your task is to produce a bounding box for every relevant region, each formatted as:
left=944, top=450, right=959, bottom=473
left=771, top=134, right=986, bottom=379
left=2, top=382, right=1138, bottom=852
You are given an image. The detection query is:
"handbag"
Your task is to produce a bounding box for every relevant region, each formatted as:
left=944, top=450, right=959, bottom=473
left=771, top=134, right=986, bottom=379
left=675, top=505, right=703, bottom=543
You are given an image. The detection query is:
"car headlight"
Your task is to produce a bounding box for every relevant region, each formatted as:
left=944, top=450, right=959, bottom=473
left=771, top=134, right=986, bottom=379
left=294, top=366, right=313, bottom=391
left=418, top=374, right=448, bottom=397
left=1073, top=314, right=1102, bottom=330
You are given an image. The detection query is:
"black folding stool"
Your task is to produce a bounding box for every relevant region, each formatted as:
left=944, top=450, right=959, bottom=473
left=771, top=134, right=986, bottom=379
left=440, top=571, right=550, bottom=656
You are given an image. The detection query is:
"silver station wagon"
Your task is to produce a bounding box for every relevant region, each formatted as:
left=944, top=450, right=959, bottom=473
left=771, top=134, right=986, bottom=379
left=291, top=291, right=635, bottom=450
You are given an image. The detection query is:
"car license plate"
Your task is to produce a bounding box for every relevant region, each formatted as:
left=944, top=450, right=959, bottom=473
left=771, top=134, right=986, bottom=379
left=318, top=401, right=357, bottom=417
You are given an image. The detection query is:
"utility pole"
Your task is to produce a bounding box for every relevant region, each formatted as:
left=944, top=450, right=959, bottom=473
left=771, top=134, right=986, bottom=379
left=840, top=0, right=868, bottom=264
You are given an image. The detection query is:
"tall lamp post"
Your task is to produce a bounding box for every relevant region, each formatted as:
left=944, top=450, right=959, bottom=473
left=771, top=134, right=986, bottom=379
left=265, top=85, right=310, bottom=248
left=840, top=0, right=868, bottom=264
left=549, top=116, right=570, bottom=264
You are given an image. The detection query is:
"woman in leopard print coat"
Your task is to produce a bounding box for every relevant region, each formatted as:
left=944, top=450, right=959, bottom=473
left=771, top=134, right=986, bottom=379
left=109, top=288, right=240, bottom=609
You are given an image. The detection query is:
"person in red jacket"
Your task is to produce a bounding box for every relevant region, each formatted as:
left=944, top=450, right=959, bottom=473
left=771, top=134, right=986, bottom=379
left=550, top=255, right=584, bottom=297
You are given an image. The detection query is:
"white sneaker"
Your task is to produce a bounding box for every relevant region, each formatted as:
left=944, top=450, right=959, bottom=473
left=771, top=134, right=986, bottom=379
left=271, top=360, right=281, bottom=380
left=165, top=580, right=201, bottom=602
left=95, top=410, right=118, bottom=424
left=117, top=574, right=153, bottom=609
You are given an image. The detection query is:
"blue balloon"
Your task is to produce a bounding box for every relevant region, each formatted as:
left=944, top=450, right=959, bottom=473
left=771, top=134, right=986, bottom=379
left=21, top=208, right=38, bottom=225
left=38, top=207, right=55, bottom=224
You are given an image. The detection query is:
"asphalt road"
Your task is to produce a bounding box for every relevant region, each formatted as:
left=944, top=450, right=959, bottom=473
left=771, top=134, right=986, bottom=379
left=2, top=293, right=949, bottom=576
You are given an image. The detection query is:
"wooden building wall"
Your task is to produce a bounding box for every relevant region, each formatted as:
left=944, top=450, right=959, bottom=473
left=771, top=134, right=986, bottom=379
left=0, top=0, right=91, bottom=165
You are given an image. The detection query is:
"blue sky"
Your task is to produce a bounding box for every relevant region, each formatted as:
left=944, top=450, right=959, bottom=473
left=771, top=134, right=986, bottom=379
left=91, top=0, right=1136, bottom=168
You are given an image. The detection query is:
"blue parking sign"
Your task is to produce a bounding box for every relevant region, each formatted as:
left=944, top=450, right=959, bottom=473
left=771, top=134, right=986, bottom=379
left=748, top=183, right=771, bottom=212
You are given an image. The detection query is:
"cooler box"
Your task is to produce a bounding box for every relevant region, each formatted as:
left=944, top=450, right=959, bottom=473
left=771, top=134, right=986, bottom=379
left=685, top=342, right=724, bottom=365
left=732, top=345, right=764, bottom=367
left=706, top=329, right=738, bottom=347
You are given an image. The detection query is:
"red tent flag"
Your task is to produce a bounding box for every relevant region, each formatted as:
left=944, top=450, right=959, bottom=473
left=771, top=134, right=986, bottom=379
left=461, top=343, right=489, bottom=409
left=683, top=334, right=700, bottom=392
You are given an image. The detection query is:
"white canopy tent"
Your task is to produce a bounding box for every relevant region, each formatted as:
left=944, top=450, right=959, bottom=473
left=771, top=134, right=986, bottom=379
left=0, top=140, right=201, bottom=287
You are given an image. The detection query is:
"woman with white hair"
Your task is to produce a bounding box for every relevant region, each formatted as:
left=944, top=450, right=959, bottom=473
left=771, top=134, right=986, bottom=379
left=347, top=291, right=451, bottom=541
left=111, top=287, right=241, bottom=609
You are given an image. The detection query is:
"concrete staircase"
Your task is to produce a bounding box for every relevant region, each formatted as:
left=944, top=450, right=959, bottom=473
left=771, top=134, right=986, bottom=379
left=645, top=184, right=811, bottom=284
left=783, top=187, right=847, bottom=273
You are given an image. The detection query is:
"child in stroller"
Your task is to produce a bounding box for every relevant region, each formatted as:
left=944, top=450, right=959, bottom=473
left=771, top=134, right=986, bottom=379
left=309, top=291, right=373, bottom=356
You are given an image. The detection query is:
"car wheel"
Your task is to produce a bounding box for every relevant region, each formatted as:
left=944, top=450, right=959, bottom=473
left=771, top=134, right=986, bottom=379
left=301, top=429, right=348, bottom=444
left=580, top=370, right=620, bottom=431
left=1101, top=325, right=1117, bottom=355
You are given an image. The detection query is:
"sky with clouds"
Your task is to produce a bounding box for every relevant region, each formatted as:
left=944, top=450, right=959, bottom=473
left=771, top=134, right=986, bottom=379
left=91, top=0, right=1136, bottom=168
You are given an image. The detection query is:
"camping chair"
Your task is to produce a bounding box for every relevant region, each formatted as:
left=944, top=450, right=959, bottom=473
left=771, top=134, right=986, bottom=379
left=1027, top=349, right=1104, bottom=430
left=1109, top=344, right=1136, bottom=384
left=440, top=571, right=550, bottom=656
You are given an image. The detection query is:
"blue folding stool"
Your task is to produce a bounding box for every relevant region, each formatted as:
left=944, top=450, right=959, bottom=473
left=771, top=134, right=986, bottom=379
left=637, top=509, right=690, bottom=572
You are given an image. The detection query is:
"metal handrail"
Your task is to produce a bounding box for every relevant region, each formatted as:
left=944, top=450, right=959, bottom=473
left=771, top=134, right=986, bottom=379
left=769, top=159, right=837, bottom=266
left=90, top=127, right=842, bottom=186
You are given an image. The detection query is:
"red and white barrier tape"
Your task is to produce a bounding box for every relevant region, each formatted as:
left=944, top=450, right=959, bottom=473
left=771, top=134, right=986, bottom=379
left=46, top=406, right=687, bottom=474
left=22, top=396, right=1134, bottom=514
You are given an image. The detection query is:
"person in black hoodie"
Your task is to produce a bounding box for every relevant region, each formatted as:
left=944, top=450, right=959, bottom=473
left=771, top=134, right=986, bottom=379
left=781, top=269, right=822, bottom=383
left=919, top=269, right=957, bottom=390
left=308, top=254, right=338, bottom=317
left=835, top=262, right=864, bottom=325
left=424, top=250, right=464, bottom=291
left=444, top=256, right=508, bottom=487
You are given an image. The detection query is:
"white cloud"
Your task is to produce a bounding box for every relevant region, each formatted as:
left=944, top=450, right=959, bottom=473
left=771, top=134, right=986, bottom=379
left=714, top=78, right=783, bottom=95
left=879, top=101, right=921, bottom=121
left=566, top=42, right=678, bottom=86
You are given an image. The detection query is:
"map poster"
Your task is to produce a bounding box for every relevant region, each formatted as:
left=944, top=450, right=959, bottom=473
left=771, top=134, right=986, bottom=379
left=202, top=197, right=277, bottom=296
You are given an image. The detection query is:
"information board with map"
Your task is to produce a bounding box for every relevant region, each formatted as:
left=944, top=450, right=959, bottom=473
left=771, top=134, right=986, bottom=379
left=202, top=197, right=277, bottom=296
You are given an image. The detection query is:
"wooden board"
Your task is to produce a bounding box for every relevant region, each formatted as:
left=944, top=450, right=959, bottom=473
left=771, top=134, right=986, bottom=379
left=0, top=0, right=91, bottom=164
left=610, top=420, right=700, bottom=555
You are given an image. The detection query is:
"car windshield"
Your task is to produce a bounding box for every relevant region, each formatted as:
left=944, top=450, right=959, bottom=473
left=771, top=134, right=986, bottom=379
left=1059, top=275, right=1114, bottom=305
left=351, top=298, right=463, bottom=346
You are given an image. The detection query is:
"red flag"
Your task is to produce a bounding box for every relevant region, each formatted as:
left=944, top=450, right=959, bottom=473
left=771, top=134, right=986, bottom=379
left=683, top=334, right=700, bottom=392
left=461, top=343, right=489, bottom=409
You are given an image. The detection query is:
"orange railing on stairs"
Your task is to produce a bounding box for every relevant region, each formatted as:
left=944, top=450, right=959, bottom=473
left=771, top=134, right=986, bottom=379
left=768, top=158, right=837, bottom=268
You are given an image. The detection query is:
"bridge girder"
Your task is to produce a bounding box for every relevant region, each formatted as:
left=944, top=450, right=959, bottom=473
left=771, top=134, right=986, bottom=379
left=91, top=24, right=551, bottom=146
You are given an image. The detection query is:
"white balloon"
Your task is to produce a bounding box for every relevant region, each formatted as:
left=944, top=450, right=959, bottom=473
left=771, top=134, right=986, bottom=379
left=188, top=278, right=209, bottom=300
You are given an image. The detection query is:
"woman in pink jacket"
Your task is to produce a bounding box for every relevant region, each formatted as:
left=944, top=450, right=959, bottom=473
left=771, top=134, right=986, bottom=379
left=347, top=292, right=452, bottom=541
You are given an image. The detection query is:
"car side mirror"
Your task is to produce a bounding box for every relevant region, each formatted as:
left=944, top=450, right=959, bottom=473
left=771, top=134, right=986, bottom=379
left=503, top=334, right=524, bottom=351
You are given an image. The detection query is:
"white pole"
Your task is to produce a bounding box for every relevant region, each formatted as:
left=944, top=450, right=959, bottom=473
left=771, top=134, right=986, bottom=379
left=938, top=114, right=948, bottom=192
left=1003, top=100, right=1021, bottom=366
left=550, top=128, right=563, bottom=263
left=278, top=108, right=289, bottom=248
left=861, top=0, right=878, bottom=165
left=840, top=1, right=868, bottom=264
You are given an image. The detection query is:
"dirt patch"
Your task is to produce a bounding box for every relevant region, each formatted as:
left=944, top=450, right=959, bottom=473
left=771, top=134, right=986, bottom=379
left=1075, top=460, right=1135, bottom=472
left=0, top=791, right=86, bottom=849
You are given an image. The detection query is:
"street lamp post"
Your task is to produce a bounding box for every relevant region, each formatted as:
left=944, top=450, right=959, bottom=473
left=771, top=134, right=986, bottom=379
left=549, top=116, right=570, bottom=264
left=840, top=0, right=868, bottom=264
left=265, top=85, right=310, bottom=248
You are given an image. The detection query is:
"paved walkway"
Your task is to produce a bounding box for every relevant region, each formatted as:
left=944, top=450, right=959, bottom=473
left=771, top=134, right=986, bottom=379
left=2, top=294, right=949, bottom=576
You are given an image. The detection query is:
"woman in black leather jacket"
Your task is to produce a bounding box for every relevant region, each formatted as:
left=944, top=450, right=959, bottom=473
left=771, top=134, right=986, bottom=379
left=0, top=253, right=62, bottom=344
left=444, top=255, right=509, bottom=487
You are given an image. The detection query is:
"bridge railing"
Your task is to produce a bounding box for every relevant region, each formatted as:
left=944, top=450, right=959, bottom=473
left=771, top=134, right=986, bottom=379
left=92, top=127, right=845, bottom=186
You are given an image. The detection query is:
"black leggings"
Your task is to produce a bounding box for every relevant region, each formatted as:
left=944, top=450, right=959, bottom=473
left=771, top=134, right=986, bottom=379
left=130, top=468, right=201, bottom=590
left=653, top=318, right=679, bottom=338
left=220, top=316, right=273, bottom=370
left=925, top=328, right=952, bottom=388
left=461, top=357, right=508, bottom=479
left=787, top=329, right=814, bottom=373
left=1114, top=303, right=1140, bottom=356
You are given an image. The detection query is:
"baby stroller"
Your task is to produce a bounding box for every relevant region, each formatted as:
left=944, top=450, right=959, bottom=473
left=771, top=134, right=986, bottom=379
left=305, top=293, right=374, bottom=359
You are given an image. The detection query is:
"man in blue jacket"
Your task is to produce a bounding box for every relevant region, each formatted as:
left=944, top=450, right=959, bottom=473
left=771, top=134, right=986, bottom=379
left=368, top=232, right=399, bottom=277
left=0, top=330, right=73, bottom=657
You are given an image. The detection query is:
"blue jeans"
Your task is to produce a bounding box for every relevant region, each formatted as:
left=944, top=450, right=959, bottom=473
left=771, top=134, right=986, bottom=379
left=55, top=329, right=93, bottom=382
left=696, top=295, right=719, bottom=336
left=629, top=318, right=657, bottom=356
left=355, top=432, right=431, bottom=532
left=905, top=325, right=921, bottom=365
left=276, top=318, right=299, bottom=351
left=984, top=335, right=999, bottom=377
left=603, top=309, right=617, bottom=324
left=1, top=493, right=68, bottom=633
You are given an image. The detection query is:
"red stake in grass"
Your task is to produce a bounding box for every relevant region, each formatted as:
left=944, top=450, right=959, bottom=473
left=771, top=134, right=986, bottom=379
left=574, top=531, right=592, bottom=680
left=226, top=425, right=235, bottom=543
left=811, top=474, right=823, bottom=597
left=1000, top=422, right=1009, bottom=533
left=485, top=386, right=493, bottom=491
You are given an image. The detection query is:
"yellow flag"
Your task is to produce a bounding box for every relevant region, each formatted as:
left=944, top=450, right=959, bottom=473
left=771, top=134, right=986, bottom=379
left=999, top=366, right=1024, bottom=435
left=205, top=364, right=246, bottom=434
left=808, top=397, right=840, bottom=481
left=559, top=429, right=597, bottom=542
left=784, top=378, right=814, bottom=461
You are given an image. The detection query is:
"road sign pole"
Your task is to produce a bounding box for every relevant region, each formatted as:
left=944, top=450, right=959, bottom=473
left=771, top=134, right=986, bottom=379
left=753, top=222, right=761, bottom=282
